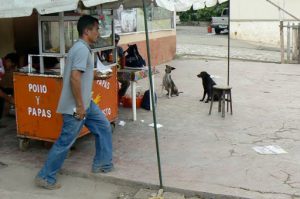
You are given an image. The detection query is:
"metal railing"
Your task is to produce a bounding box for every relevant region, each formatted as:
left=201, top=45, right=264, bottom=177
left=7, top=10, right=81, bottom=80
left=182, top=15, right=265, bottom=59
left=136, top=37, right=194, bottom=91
left=28, top=54, right=65, bottom=76
left=280, top=22, right=300, bottom=64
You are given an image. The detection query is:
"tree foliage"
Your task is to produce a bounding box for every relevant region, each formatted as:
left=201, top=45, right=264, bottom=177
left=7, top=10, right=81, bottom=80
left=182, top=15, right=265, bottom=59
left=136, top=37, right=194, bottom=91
left=179, top=2, right=229, bottom=22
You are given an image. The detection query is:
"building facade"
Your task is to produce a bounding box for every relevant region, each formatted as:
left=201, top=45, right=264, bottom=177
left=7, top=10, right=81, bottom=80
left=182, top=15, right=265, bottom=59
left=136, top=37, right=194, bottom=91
left=231, top=0, right=300, bottom=47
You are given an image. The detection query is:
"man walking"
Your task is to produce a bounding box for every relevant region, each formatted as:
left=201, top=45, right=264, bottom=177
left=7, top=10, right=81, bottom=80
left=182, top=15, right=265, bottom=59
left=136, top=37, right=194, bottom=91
left=35, top=15, right=113, bottom=190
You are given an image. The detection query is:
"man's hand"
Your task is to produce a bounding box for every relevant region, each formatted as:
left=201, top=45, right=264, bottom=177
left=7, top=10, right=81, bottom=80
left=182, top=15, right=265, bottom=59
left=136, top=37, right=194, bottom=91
left=94, top=71, right=112, bottom=80
left=74, top=105, right=86, bottom=120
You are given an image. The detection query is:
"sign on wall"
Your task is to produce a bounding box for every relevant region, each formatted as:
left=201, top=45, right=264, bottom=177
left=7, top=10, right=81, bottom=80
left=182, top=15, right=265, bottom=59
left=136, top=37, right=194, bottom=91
left=114, top=5, right=137, bottom=33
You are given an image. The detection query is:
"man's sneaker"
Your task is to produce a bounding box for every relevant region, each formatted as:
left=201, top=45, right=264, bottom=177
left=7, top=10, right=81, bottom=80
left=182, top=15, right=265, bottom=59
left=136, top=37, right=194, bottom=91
left=34, top=176, right=61, bottom=190
left=92, top=166, right=114, bottom=174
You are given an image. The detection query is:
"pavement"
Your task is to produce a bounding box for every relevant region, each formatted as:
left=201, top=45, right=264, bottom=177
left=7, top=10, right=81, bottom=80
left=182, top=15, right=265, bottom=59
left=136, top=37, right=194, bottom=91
left=0, top=162, right=138, bottom=199
left=1, top=59, right=300, bottom=199
left=176, top=26, right=281, bottom=63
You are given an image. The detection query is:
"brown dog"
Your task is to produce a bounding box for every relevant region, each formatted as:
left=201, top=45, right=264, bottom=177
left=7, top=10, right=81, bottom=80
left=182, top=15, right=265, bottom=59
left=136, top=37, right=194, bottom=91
left=162, top=65, right=181, bottom=98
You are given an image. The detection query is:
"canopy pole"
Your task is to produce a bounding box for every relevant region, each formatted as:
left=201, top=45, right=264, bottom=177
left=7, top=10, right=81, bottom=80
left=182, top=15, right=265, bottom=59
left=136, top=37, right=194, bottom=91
left=142, top=0, right=163, bottom=189
left=227, top=0, right=230, bottom=86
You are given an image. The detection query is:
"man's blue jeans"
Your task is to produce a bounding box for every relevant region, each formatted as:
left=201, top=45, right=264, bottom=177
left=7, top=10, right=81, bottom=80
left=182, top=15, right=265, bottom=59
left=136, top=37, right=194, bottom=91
left=37, top=101, right=113, bottom=185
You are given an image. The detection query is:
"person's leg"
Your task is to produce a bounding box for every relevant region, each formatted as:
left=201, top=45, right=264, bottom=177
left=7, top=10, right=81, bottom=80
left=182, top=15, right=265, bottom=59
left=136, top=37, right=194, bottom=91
left=2, top=88, right=14, bottom=96
left=0, top=87, right=5, bottom=121
left=0, top=97, right=5, bottom=122
left=36, top=114, right=85, bottom=187
left=118, top=79, right=130, bottom=98
left=2, top=88, right=15, bottom=117
left=84, top=101, right=113, bottom=173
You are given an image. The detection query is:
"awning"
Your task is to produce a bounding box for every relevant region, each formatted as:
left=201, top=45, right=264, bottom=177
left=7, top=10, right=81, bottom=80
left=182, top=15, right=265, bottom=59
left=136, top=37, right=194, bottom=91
left=156, top=0, right=228, bottom=12
left=0, top=0, right=118, bottom=18
left=155, top=0, right=199, bottom=12
left=193, top=0, right=229, bottom=10
left=0, top=0, right=229, bottom=18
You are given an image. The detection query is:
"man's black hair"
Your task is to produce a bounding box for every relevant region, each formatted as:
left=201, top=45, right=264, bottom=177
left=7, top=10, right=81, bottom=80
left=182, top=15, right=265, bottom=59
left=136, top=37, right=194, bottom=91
left=4, top=53, right=19, bottom=65
left=77, top=15, right=99, bottom=36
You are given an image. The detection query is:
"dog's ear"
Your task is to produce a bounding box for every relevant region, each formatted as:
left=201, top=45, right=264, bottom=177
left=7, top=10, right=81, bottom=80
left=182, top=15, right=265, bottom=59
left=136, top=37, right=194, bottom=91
left=171, top=67, right=176, bottom=70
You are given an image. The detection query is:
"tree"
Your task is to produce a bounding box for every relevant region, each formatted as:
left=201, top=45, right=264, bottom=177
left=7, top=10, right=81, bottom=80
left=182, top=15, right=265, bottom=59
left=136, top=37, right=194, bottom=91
left=179, top=2, right=229, bottom=22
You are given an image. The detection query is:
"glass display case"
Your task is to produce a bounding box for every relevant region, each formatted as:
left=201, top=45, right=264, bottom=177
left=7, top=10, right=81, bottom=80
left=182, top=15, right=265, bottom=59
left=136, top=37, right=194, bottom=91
left=42, top=21, right=60, bottom=53
left=39, top=9, right=114, bottom=54
left=36, top=7, right=116, bottom=75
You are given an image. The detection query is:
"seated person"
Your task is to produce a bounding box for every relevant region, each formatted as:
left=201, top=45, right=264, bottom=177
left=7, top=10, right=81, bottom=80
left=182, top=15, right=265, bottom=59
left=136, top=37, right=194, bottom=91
left=101, top=34, right=130, bottom=102
left=21, top=47, right=60, bottom=72
left=0, top=53, right=18, bottom=127
left=0, top=90, right=14, bottom=127
left=43, top=57, right=60, bottom=75
left=114, top=34, right=130, bottom=101
left=44, top=57, right=60, bottom=69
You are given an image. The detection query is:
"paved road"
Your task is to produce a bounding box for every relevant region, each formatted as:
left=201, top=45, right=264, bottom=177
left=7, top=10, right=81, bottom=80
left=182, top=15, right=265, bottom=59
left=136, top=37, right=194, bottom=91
left=176, top=26, right=281, bottom=63
left=2, top=59, right=300, bottom=199
left=0, top=26, right=296, bottom=199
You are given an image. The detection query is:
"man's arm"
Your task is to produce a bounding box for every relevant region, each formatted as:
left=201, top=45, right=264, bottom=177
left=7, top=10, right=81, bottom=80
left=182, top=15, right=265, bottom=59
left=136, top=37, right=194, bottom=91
left=70, top=70, right=85, bottom=120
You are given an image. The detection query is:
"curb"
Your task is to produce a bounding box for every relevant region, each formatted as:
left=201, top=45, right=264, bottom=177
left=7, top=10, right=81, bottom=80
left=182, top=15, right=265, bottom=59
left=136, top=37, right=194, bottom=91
left=176, top=53, right=281, bottom=64
left=60, top=168, right=250, bottom=199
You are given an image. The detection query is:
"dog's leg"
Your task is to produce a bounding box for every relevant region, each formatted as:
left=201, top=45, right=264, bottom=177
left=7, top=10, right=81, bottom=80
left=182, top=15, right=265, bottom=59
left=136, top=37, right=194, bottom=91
left=174, top=87, right=179, bottom=96
left=161, top=85, right=165, bottom=97
left=206, top=87, right=213, bottom=103
left=206, top=94, right=211, bottom=103
left=205, top=95, right=211, bottom=103
left=205, top=90, right=210, bottom=103
left=200, top=91, right=206, bottom=102
left=168, top=88, right=171, bottom=98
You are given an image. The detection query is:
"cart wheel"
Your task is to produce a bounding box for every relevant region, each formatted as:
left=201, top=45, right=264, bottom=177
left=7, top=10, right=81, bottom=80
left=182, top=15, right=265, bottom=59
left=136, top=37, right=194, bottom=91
left=19, top=138, right=30, bottom=151
left=111, top=122, right=116, bottom=133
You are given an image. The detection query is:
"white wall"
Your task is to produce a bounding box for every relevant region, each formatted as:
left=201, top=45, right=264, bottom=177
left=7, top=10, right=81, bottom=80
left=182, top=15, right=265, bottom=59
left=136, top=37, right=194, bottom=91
left=232, top=0, right=300, bottom=21
left=231, top=0, right=300, bottom=46
left=231, top=21, right=279, bottom=46
left=0, top=19, right=15, bottom=57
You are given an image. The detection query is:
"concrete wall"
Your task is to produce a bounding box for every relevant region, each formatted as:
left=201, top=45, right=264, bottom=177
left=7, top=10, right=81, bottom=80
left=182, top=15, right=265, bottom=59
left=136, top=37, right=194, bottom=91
left=0, top=19, right=15, bottom=57
left=231, top=0, right=300, bottom=20
left=0, top=15, right=38, bottom=58
left=231, top=0, right=300, bottom=46
left=13, top=15, right=38, bottom=54
left=119, top=30, right=176, bottom=66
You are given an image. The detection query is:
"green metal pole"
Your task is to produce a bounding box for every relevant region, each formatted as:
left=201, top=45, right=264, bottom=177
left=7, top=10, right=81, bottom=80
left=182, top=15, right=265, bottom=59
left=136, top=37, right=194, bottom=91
left=227, top=0, right=230, bottom=86
left=142, top=0, right=163, bottom=189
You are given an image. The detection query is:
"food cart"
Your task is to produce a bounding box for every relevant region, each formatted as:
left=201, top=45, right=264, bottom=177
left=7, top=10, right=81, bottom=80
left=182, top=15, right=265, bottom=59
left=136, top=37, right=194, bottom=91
left=13, top=5, right=119, bottom=150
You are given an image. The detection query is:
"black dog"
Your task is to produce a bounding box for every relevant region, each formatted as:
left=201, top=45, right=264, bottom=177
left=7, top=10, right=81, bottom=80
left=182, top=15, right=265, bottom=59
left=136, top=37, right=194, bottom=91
left=197, top=71, right=219, bottom=103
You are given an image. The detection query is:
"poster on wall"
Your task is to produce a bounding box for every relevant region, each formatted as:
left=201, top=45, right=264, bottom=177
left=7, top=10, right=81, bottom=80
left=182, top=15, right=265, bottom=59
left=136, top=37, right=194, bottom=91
left=114, top=5, right=137, bottom=34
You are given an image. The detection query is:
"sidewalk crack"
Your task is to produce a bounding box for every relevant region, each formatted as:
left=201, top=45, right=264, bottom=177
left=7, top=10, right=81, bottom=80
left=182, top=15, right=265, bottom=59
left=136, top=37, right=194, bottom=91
left=217, top=184, right=300, bottom=198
